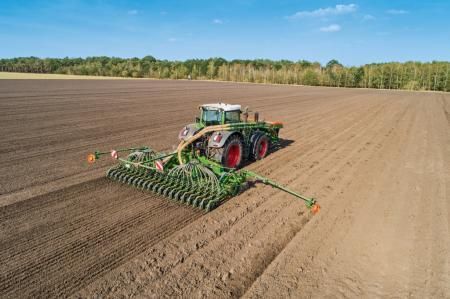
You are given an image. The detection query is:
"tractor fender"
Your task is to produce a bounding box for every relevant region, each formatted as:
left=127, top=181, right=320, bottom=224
left=250, top=131, right=266, bottom=145
left=208, top=131, right=241, bottom=148
left=178, top=123, right=201, bottom=141
left=249, top=131, right=268, bottom=150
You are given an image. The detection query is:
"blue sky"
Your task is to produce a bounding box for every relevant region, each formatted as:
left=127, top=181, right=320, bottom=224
left=0, top=0, right=449, bottom=65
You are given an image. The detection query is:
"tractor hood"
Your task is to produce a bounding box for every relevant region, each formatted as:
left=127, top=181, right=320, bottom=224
left=178, top=123, right=202, bottom=141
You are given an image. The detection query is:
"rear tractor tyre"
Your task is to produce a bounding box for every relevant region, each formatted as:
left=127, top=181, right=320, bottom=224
left=252, top=134, right=270, bottom=160
left=221, top=135, right=243, bottom=169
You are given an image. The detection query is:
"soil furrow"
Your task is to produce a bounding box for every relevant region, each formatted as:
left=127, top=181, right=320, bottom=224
left=1, top=80, right=448, bottom=298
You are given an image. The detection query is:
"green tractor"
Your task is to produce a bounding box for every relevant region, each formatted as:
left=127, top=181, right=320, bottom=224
left=179, top=103, right=281, bottom=168
left=88, top=103, right=319, bottom=213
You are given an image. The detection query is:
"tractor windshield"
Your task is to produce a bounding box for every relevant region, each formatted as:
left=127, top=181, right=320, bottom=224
left=201, top=109, right=222, bottom=125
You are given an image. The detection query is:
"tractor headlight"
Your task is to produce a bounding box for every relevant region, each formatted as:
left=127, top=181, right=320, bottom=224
left=213, top=133, right=222, bottom=143
left=180, top=127, right=189, bottom=136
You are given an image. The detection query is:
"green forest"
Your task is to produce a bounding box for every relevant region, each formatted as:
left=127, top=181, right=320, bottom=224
left=1, top=56, right=449, bottom=91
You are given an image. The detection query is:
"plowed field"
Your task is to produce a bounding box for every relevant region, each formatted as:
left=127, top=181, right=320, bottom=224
left=0, top=80, right=449, bottom=298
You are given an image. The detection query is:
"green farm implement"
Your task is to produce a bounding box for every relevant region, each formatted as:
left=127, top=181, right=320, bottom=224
left=88, top=103, right=319, bottom=214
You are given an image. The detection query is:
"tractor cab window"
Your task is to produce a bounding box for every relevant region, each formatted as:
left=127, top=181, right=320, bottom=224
left=225, top=110, right=240, bottom=123
left=202, top=109, right=222, bottom=125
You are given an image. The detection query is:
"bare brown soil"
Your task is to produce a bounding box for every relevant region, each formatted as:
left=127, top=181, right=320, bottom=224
left=0, top=80, right=449, bottom=298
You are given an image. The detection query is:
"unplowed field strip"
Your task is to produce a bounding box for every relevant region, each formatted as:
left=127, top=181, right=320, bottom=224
left=0, top=79, right=448, bottom=298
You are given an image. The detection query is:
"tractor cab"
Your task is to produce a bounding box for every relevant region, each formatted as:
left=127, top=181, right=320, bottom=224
left=199, top=103, right=241, bottom=126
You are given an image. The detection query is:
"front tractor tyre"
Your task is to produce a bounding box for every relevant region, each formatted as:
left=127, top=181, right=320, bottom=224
left=221, top=135, right=244, bottom=169
left=252, top=134, right=270, bottom=160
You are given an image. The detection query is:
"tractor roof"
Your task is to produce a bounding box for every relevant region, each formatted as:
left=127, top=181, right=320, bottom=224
left=201, top=103, right=241, bottom=112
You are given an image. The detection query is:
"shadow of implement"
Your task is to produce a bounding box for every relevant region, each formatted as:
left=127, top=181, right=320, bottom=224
left=239, top=138, right=294, bottom=169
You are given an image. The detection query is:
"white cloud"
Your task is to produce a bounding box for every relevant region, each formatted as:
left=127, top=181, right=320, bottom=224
left=287, top=4, right=357, bottom=19
left=212, top=19, right=223, bottom=24
left=363, top=14, right=375, bottom=21
left=386, top=9, right=408, bottom=15
left=320, top=24, right=341, bottom=32
left=168, top=37, right=177, bottom=42
left=127, top=9, right=138, bottom=15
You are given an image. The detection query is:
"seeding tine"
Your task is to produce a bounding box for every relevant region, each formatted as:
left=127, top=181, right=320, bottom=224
left=105, top=161, right=225, bottom=212
left=104, top=156, right=317, bottom=213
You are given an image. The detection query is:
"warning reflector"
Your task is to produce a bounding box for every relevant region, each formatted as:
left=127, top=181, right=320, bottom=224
left=155, top=160, right=164, bottom=172
left=87, top=153, right=96, bottom=164
left=111, top=150, right=118, bottom=160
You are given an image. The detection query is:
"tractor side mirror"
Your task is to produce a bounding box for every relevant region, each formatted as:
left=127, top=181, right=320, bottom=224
left=195, top=117, right=200, bottom=123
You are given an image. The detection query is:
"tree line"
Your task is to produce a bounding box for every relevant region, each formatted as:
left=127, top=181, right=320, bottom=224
left=1, top=56, right=449, bottom=92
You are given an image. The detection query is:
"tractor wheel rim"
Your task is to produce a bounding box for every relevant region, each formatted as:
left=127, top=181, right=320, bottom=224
left=258, top=140, right=268, bottom=158
left=227, top=144, right=241, bottom=168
